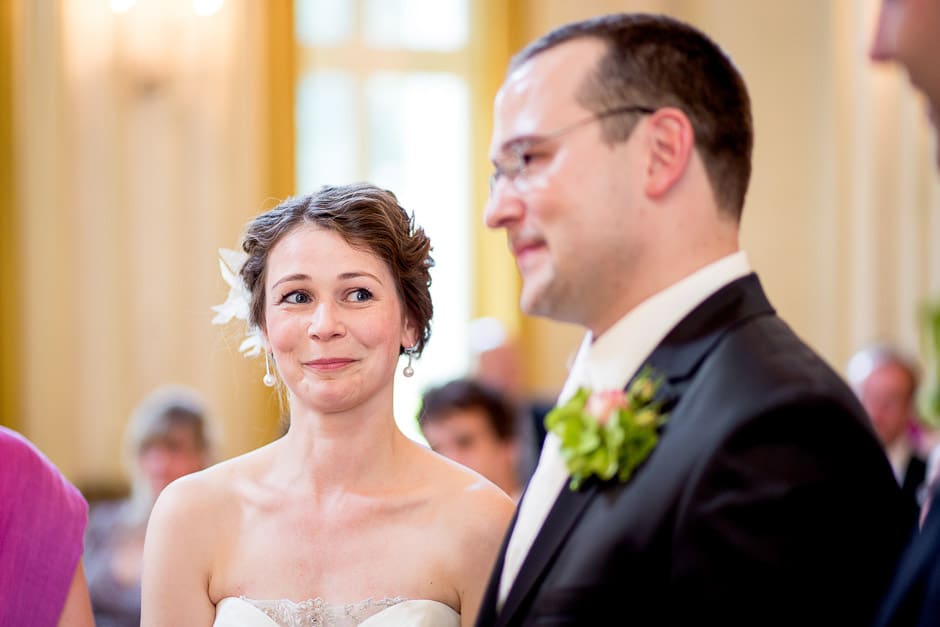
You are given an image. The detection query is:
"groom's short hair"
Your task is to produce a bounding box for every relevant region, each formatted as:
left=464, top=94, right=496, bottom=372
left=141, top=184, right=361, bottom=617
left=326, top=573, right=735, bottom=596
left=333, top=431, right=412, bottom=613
left=510, top=13, right=753, bottom=220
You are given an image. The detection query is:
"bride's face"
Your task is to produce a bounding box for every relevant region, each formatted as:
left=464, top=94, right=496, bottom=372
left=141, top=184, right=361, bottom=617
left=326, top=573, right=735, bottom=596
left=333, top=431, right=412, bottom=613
left=262, top=224, right=414, bottom=414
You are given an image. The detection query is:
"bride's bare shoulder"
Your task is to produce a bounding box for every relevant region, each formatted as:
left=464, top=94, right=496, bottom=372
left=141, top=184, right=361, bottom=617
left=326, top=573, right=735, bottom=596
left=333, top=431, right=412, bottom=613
left=408, top=443, right=514, bottom=601
left=149, top=445, right=272, bottom=527
left=413, top=442, right=515, bottom=523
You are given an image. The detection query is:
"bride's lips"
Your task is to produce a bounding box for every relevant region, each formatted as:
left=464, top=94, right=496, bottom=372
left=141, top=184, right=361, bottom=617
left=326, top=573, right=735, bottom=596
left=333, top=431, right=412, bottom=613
left=304, top=358, right=356, bottom=372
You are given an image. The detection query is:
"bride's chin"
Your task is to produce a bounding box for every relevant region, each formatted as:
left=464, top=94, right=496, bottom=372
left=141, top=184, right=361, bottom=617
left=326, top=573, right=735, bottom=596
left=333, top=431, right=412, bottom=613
left=296, top=384, right=360, bottom=413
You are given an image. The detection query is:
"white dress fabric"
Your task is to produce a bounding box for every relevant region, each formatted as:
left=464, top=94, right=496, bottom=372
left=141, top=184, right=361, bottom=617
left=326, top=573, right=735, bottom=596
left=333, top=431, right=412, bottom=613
left=213, top=596, right=460, bottom=627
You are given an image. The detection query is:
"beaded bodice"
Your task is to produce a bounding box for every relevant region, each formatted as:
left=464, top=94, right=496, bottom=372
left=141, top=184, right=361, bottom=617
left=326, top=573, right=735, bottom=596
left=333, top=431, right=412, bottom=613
left=243, top=596, right=407, bottom=627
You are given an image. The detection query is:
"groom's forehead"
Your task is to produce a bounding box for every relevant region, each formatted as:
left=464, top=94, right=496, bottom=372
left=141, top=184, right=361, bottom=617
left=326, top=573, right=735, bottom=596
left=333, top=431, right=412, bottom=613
left=504, top=38, right=603, bottom=109
left=491, top=41, right=601, bottom=150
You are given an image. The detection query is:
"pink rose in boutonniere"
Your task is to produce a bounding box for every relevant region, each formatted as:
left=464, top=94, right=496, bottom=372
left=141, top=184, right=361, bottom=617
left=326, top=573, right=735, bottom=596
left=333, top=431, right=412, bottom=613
left=585, top=390, right=629, bottom=425
left=545, top=366, right=668, bottom=490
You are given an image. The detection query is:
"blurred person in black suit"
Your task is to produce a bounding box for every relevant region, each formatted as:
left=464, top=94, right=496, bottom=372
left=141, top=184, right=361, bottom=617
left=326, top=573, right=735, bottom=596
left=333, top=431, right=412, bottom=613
left=847, top=344, right=927, bottom=525
left=870, top=0, right=940, bottom=625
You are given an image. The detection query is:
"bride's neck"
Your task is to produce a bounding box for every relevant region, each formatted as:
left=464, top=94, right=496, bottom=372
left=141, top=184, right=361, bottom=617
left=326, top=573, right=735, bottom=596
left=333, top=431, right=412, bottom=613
left=277, top=402, right=409, bottom=492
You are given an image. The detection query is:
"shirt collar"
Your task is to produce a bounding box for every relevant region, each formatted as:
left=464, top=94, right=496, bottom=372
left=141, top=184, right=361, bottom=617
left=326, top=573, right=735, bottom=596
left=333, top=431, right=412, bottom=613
left=559, top=251, right=752, bottom=402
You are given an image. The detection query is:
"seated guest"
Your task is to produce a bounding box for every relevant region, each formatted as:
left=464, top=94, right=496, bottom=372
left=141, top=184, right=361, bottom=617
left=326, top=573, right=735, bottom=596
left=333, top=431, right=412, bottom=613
left=1, top=426, right=94, bottom=626
left=467, top=316, right=555, bottom=480
left=84, top=384, right=218, bottom=627
left=419, top=378, right=524, bottom=501
left=848, top=344, right=927, bottom=524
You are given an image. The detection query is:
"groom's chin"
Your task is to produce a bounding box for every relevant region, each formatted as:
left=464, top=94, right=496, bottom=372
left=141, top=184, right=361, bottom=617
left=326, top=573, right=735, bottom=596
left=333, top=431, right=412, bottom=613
left=519, top=281, right=575, bottom=324
left=518, top=289, right=541, bottom=317
left=518, top=281, right=550, bottom=319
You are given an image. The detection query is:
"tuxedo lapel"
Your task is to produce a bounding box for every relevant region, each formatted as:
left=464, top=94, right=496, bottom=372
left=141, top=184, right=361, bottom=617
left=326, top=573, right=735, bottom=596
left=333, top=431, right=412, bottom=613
left=876, top=486, right=940, bottom=624
left=496, top=479, right=599, bottom=625
left=638, top=274, right=775, bottom=444
left=645, top=273, right=774, bottom=385
left=475, top=505, right=518, bottom=626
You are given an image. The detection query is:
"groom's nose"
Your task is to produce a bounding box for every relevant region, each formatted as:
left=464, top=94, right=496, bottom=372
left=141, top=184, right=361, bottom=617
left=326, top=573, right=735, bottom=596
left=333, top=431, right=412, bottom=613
left=484, top=182, right=525, bottom=230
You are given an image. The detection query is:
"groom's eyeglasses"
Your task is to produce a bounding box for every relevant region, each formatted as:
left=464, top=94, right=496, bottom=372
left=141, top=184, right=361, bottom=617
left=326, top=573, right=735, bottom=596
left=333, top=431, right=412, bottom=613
left=488, top=105, right=656, bottom=195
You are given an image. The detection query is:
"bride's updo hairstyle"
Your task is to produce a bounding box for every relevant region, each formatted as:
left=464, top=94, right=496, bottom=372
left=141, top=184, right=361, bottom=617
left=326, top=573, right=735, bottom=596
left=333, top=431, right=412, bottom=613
left=238, top=183, right=435, bottom=355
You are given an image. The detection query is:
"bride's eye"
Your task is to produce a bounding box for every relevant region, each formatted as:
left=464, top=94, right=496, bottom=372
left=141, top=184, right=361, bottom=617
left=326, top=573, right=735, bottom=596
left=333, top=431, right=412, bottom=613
left=346, top=288, right=373, bottom=303
left=281, top=291, right=311, bottom=305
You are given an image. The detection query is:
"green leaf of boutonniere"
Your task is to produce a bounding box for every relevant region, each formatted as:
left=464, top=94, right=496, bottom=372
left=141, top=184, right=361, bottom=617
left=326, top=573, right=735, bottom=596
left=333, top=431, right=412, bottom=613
left=545, top=366, right=669, bottom=491
left=918, top=298, right=940, bottom=428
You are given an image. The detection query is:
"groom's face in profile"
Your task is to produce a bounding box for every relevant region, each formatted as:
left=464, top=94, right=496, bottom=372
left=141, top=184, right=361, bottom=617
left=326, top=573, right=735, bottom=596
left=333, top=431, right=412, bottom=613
left=484, top=38, right=646, bottom=330
left=870, top=0, right=940, bottom=167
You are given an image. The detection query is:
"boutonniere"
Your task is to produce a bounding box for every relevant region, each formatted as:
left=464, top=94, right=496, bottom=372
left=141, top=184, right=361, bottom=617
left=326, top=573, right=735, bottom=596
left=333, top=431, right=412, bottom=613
left=545, top=367, right=668, bottom=491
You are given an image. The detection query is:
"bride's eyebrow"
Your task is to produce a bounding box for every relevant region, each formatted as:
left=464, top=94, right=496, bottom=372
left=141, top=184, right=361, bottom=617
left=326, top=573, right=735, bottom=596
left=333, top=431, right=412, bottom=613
left=271, top=273, right=309, bottom=289
left=269, top=271, right=384, bottom=289
left=337, top=271, right=383, bottom=284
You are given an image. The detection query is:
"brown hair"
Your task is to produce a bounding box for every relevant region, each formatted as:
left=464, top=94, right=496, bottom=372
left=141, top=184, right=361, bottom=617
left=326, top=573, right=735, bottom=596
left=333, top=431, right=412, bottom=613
left=239, top=183, right=435, bottom=355
left=419, top=378, right=518, bottom=442
left=511, top=13, right=753, bottom=219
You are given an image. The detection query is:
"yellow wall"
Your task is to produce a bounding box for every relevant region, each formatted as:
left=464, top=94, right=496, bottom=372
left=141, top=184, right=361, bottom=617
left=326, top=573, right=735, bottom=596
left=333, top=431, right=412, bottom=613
left=0, top=0, right=18, bottom=433
left=6, top=1, right=287, bottom=489
left=469, top=1, right=521, bottom=338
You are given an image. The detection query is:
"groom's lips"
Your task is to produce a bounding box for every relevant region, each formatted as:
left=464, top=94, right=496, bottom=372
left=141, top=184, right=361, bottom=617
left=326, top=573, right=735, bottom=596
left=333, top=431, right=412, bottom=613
left=511, top=238, right=546, bottom=268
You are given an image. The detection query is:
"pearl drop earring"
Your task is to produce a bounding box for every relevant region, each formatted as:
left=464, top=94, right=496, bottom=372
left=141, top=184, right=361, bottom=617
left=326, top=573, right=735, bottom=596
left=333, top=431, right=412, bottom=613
left=402, top=347, right=416, bottom=377
left=263, top=353, right=276, bottom=387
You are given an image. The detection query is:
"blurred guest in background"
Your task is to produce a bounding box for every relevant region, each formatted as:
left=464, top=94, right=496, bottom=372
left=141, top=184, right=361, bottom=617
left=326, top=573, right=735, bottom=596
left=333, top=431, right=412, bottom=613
left=467, top=316, right=555, bottom=482
left=419, top=378, right=524, bottom=501
left=84, top=384, right=218, bottom=627
left=847, top=343, right=927, bottom=524
left=870, top=0, right=940, bottom=624
left=1, top=426, right=94, bottom=626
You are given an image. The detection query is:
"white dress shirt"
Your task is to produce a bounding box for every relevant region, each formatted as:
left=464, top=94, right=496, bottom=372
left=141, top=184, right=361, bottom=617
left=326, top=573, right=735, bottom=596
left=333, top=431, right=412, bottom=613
left=497, top=251, right=752, bottom=608
left=886, top=437, right=916, bottom=485
left=921, top=443, right=940, bottom=526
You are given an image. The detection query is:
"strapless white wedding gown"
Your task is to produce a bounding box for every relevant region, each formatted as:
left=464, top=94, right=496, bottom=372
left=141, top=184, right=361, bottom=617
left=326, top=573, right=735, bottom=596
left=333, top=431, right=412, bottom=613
left=213, top=596, right=460, bottom=627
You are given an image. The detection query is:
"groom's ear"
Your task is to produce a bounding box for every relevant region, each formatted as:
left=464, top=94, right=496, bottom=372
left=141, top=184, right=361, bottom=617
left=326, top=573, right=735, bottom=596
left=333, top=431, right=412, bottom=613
left=643, top=107, right=695, bottom=199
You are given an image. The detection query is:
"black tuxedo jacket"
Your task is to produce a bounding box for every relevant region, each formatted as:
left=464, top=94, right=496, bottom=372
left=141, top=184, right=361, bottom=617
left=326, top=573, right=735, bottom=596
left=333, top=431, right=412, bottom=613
left=900, top=455, right=928, bottom=528
left=475, top=275, right=910, bottom=627
left=874, top=481, right=940, bottom=627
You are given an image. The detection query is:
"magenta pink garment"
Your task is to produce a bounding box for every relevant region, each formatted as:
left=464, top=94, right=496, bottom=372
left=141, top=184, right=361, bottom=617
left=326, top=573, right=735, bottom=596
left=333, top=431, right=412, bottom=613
left=0, top=426, right=88, bottom=626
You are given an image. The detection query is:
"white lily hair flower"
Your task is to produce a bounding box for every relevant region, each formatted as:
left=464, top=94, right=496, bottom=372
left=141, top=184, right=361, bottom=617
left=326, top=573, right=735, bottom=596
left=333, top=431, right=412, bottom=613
left=210, top=247, right=265, bottom=358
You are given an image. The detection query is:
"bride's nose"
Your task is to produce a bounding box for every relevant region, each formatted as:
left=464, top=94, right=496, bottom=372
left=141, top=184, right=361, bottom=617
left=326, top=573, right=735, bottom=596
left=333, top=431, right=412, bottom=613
left=307, top=302, right=345, bottom=339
